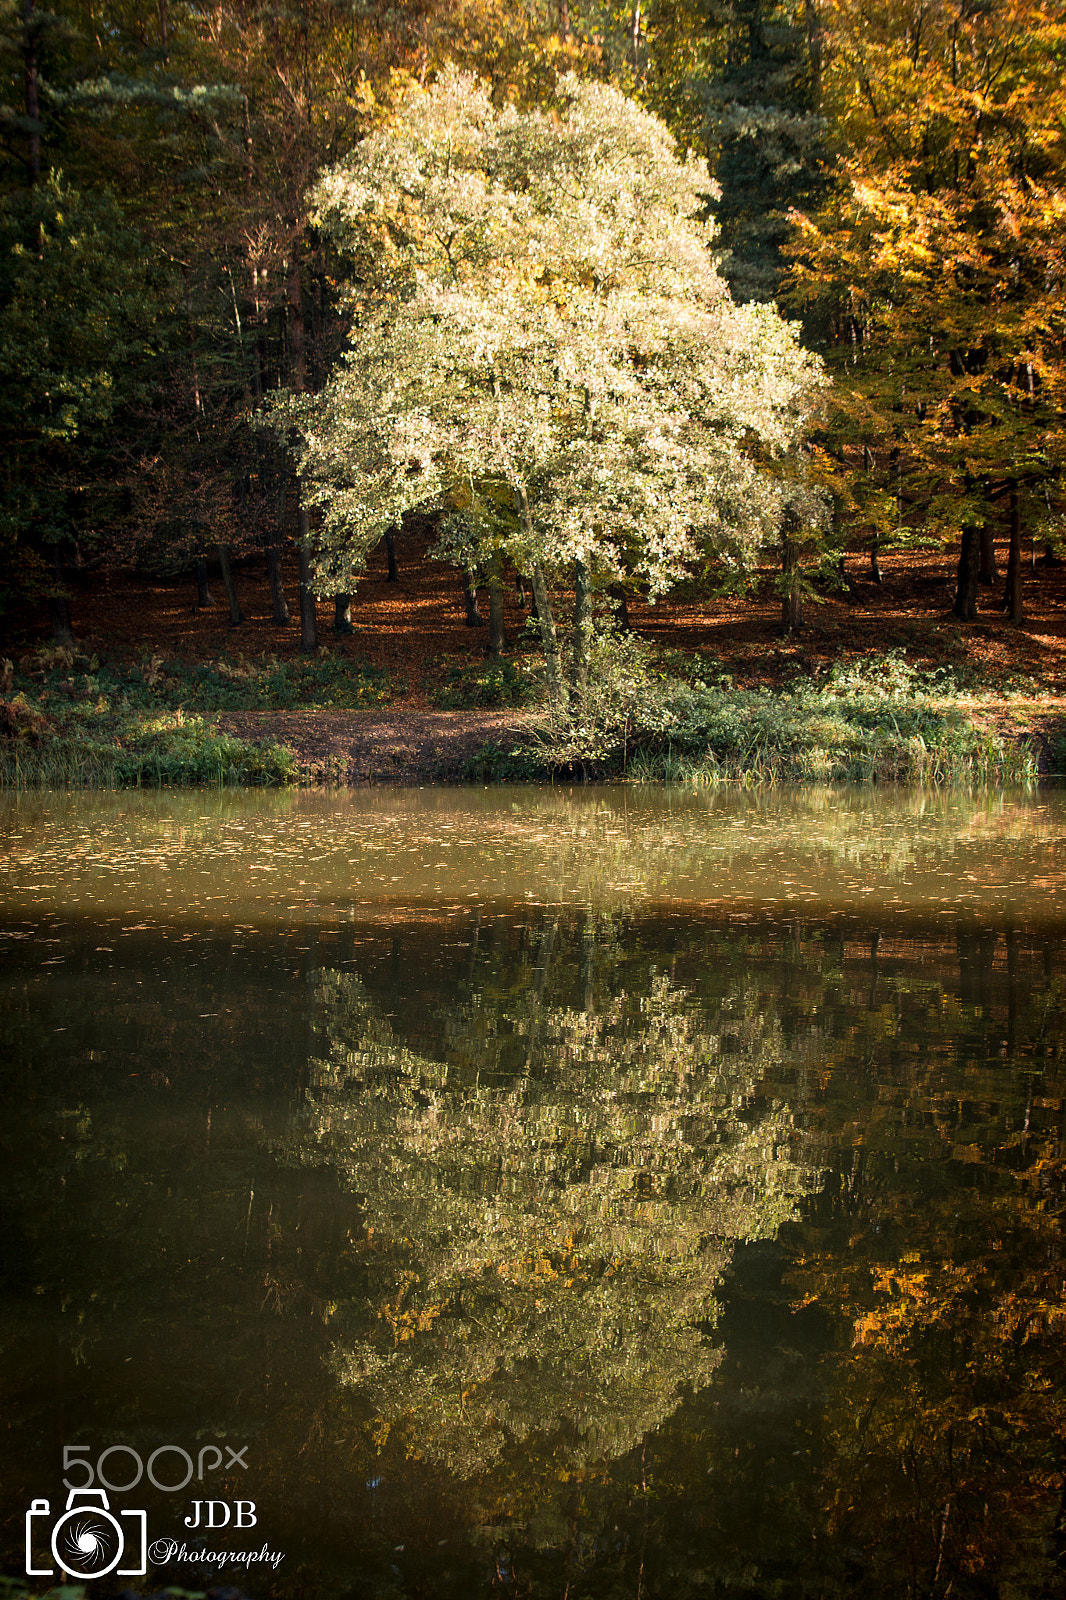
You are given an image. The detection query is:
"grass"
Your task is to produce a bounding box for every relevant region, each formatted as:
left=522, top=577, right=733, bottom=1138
left=0, top=645, right=369, bottom=788
left=463, top=644, right=1042, bottom=787
left=429, top=654, right=541, bottom=710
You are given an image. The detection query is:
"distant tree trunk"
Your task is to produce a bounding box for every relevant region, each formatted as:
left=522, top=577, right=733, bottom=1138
left=781, top=518, right=803, bottom=633
left=558, top=0, right=569, bottom=39
left=462, top=565, right=482, bottom=626
left=1004, top=486, right=1024, bottom=625
left=288, top=249, right=317, bottom=654
left=195, top=558, right=213, bottom=609
left=952, top=526, right=979, bottom=621
left=608, top=583, right=631, bottom=631
left=23, top=0, right=41, bottom=183
left=48, top=549, right=74, bottom=647
left=979, top=523, right=998, bottom=584
left=866, top=446, right=883, bottom=584
left=296, top=512, right=317, bottom=652
left=486, top=550, right=506, bottom=656
left=266, top=544, right=289, bottom=625
left=570, top=558, right=591, bottom=702
left=333, top=593, right=354, bottom=634
left=384, top=527, right=399, bottom=582
left=530, top=562, right=565, bottom=705
left=217, top=544, right=243, bottom=625
left=1042, top=542, right=1060, bottom=566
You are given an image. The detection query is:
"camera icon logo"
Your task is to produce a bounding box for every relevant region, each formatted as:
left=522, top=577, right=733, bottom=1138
left=26, top=1488, right=147, bottom=1580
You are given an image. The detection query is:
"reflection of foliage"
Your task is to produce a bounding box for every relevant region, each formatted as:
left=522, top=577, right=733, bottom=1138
left=789, top=1046, right=1066, bottom=1598
left=282, top=938, right=816, bottom=1479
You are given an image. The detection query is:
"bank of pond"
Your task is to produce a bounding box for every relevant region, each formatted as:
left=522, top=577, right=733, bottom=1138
left=0, top=643, right=1050, bottom=789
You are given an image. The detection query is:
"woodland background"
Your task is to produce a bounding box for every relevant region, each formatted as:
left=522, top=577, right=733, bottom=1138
left=2, top=0, right=1066, bottom=726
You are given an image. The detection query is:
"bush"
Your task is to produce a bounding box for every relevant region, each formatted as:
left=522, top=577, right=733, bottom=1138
left=431, top=657, right=541, bottom=709
left=515, top=635, right=1039, bottom=787
left=0, top=656, right=300, bottom=789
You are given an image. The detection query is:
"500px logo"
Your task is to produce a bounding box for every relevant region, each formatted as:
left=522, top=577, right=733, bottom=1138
left=23, top=1443, right=252, bottom=1580
left=61, top=1441, right=249, bottom=1493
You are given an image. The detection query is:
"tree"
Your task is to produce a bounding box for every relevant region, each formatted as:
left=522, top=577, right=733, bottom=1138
left=784, top=0, right=1066, bottom=618
left=701, top=0, right=831, bottom=305
left=272, top=70, right=824, bottom=701
left=0, top=173, right=158, bottom=638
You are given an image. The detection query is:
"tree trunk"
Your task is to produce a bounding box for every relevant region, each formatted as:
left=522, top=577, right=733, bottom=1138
left=48, top=549, right=74, bottom=647
left=195, top=558, right=213, bottom=608
left=384, top=527, right=399, bottom=582
left=217, top=543, right=244, bottom=625
left=296, top=504, right=317, bottom=652
left=609, top=582, right=630, bottom=631
left=570, top=558, right=591, bottom=703
left=46, top=546, right=74, bottom=646
left=462, top=565, right=482, bottom=626
left=486, top=550, right=506, bottom=657
left=865, top=446, right=883, bottom=584
left=289, top=249, right=317, bottom=653
left=530, top=562, right=565, bottom=705
left=23, top=0, right=41, bottom=183
left=979, top=523, right=998, bottom=584
left=1004, top=486, right=1024, bottom=625
left=952, top=526, right=979, bottom=621
left=266, top=544, right=289, bottom=624
left=333, top=593, right=354, bottom=634
left=782, top=521, right=803, bottom=633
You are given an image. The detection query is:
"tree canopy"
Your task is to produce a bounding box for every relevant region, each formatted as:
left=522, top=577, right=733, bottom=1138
left=270, top=70, right=824, bottom=691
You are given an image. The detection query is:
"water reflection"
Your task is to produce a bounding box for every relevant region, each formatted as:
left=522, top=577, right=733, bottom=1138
left=0, top=788, right=1064, bottom=1598
left=290, top=933, right=815, bottom=1479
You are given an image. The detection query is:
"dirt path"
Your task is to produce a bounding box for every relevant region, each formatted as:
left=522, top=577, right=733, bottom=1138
left=218, top=706, right=537, bottom=783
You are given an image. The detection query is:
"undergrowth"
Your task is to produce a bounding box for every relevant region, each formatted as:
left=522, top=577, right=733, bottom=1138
left=0, top=647, right=309, bottom=788
left=464, top=640, right=1040, bottom=787
left=428, top=655, right=541, bottom=709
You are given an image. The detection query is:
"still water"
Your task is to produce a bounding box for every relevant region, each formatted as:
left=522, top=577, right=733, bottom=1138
left=1, top=785, right=1064, bottom=1600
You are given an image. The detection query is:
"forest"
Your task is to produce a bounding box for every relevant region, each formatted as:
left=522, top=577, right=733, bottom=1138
left=2, top=0, right=1065, bottom=786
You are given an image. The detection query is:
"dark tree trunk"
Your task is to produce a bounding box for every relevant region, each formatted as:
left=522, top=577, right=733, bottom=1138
left=296, top=505, right=317, bottom=652
left=1042, top=543, right=1060, bottom=566
left=952, top=526, right=980, bottom=620
left=1004, top=485, right=1024, bottom=625
left=570, top=558, right=591, bottom=701
left=333, top=593, right=354, bottom=634
left=23, top=0, right=41, bottom=182
left=266, top=544, right=289, bottom=625
left=195, top=558, right=213, bottom=608
left=462, top=565, right=482, bottom=627
left=48, top=548, right=73, bottom=646
left=289, top=250, right=317, bottom=654
left=979, top=523, right=998, bottom=584
left=384, top=527, right=399, bottom=582
left=782, top=520, right=803, bottom=633
left=217, top=544, right=244, bottom=625
left=609, top=583, right=631, bottom=631
left=530, top=562, right=565, bottom=705
left=486, top=551, right=506, bottom=657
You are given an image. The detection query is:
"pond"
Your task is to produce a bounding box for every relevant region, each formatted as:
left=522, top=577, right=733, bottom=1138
left=1, top=785, right=1064, bottom=1600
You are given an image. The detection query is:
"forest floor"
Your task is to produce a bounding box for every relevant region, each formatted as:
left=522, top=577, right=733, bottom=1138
left=18, top=528, right=1066, bottom=782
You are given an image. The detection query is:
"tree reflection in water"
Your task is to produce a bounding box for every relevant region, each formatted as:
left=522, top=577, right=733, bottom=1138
left=279, top=913, right=817, bottom=1486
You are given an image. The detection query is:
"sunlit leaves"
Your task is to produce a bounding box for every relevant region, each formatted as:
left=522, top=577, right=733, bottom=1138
left=273, top=70, right=824, bottom=608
